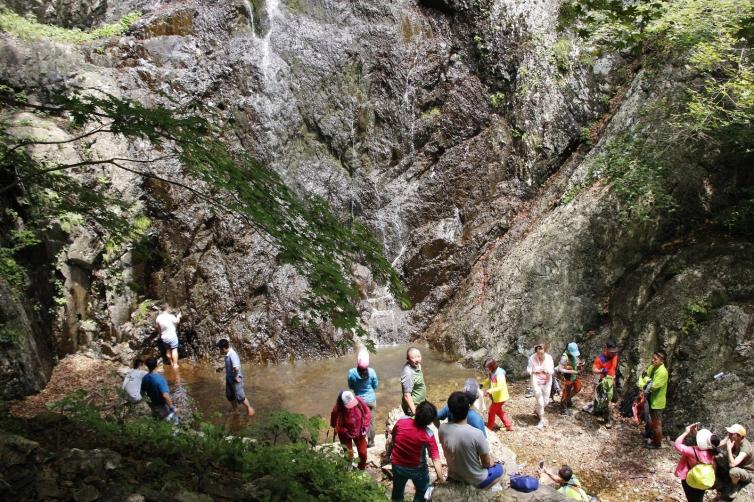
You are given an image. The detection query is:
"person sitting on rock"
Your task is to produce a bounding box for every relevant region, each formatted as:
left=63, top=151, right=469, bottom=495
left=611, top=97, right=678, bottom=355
left=482, top=358, right=514, bottom=432
left=439, top=392, right=504, bottom=492
left=436, top=380, right=487, bottom=437
left=715, top=424, right=754, bottom=500
left=389, top=401, right=445, bottom=501
left=539, top=464, right=593, bottom=501
left=140, top=357, right=176, bottom=419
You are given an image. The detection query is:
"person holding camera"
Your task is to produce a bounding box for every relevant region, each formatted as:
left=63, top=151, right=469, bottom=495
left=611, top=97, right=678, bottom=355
left=673, top=422, right=718, bottom=502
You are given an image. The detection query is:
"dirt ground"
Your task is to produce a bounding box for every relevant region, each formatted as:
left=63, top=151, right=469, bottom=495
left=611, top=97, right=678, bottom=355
left=10, top=355, right=752, bottom=501
left=497, top=380, right=687, bottom=502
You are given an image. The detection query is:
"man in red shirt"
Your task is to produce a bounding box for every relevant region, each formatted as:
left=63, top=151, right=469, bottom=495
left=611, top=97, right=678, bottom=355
left=587, top=340, right=618, bottom=425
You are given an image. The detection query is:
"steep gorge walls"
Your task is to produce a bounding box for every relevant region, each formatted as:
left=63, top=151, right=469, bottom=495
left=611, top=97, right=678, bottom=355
left=425, top=1, right=754, bottom=430
left=0, top=0, right=610, bottom=392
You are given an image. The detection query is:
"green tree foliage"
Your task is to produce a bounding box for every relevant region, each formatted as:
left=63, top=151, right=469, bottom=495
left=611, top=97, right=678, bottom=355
left=0, top=86, right=408, bottom=339
left=559, top=0, right=754, bottom=224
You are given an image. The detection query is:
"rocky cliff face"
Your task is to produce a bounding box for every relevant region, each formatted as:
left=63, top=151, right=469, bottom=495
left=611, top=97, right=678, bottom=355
left=1, top=0, right=752, bottom=430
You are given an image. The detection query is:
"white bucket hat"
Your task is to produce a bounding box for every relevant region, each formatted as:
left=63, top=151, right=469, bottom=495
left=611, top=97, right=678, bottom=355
left=696, top=429, right=713, bottom=450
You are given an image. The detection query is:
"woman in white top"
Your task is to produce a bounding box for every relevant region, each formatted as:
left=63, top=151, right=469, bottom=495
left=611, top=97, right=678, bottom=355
left=527, top=342, right=554, bottom=429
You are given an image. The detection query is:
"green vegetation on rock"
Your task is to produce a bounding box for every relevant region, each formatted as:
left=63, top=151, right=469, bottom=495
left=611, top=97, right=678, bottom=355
left=559, top=0, right=754, bottom=225
left=0, top=85, right=409, bottom=341
left=0, top=10, right=141, bottom=44
left=0, top=392, right=385, bottom=500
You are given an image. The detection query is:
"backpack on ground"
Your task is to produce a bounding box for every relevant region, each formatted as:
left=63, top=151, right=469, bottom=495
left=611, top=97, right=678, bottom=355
left=509, top=475, right=539, bottom=492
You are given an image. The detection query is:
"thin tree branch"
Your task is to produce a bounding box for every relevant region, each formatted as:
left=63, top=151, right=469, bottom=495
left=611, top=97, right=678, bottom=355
left=0, top=123, right=113, bottom=163
left=0, top=155, right=175, bottom=194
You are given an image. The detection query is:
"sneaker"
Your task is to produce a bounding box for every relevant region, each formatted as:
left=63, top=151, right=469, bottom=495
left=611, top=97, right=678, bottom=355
left=536, top=420, right=545, bottom=429
left=644, top=443, right=660, bottom=449
left=525, top=388, right=535, bottom=398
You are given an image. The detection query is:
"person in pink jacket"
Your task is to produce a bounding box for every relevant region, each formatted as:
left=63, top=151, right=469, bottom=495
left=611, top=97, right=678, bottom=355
left=330, top=390, right=371, bottom=470
left=674, top=422, right=718, bottom=502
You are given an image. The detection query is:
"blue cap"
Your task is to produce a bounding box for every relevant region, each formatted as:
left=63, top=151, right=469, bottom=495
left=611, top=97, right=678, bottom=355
left=566, top=342, right=580, bottom=357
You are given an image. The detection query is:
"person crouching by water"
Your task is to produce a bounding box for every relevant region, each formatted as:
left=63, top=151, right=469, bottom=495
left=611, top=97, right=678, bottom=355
left=389, top=401, right=445, bottom=501
left=673, top=423, right=718, bottom=502
left=330, top=390, right=371, bottom=470
left=482, top=358, right=514, bottom=432
left=141, top=357, right=176, bottom=420
left=440, top=392, right=505, bottom=492
left=217, top=339, right=255, bottom=417
left=121, top=358, right=147, bottom=404
left=347, top=348, right=379, bottom=447
left=527, top=342, right=554, bottom=429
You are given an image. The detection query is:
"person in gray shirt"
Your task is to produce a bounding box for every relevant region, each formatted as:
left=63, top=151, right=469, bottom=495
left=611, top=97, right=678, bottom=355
left=217, top=339, right=255, bottom=417
left=439, top=392, right=504, bottom=491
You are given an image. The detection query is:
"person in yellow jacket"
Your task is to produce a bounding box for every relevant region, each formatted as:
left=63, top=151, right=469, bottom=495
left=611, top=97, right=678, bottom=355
left=637, top=350, right=668, bottom=449
left=482, top=358, right=514, bottom=431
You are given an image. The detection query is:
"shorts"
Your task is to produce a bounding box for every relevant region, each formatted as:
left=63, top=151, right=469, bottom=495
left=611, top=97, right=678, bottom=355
left=478, top=463, right=505, bottom=489
left=161, top=335, right=179, bottom=349
left=225, top=378, right=246, bottom=402
left=150, top=402, right=171, bottom=419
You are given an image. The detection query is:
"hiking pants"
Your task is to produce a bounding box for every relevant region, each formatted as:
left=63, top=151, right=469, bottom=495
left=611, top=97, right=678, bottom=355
left=681, top=479, right=705, bottom=502
left=366, top=402, right=376, bottom=446
left=532, top=379, right=552, bottom=419
left=561, top=379, right=582, bottom=407
left=487, top=401, right=513, bottom=430
left=648, top=409, right=663, bottom=446
left=391, top=464, right=430, bottom=502
left=338, top=433, right=368, bottom=470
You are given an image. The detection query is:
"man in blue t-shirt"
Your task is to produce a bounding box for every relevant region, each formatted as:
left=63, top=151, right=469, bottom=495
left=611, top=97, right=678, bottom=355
left=140, top=357, right=175, bottom=419
left=437, top=388, right=487, bottom=437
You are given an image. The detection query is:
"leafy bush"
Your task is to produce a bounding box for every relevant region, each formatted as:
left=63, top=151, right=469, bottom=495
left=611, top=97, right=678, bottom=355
left=43, top=391, right=385, bottom=500
left=0, top=10, right=141, bottom=44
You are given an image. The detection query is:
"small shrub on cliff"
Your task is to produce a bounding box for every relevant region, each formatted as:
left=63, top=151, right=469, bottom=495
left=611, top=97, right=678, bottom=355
left=0, top=10, right=141, bottom=44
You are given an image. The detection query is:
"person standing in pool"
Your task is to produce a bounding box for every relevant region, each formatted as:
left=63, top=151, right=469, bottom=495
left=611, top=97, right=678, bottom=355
left=217, top=339, right=255, bottom=417
left=156, top=303, right=181, bottom=368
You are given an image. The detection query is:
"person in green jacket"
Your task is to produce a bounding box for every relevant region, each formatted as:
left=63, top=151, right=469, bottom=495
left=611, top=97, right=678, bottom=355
left=637, top=350, right=668, bottom=449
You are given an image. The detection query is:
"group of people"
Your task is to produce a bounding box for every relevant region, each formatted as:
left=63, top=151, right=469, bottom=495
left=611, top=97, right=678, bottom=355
left=122, top=304, right=256, bottom=420
left=126, top=306, right=752, bottom=501
left=329, top=347, right=510, bottom=500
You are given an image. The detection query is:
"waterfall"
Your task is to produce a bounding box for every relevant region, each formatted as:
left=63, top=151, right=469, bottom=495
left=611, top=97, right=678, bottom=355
left=260, top=0, right=282, bottom=83
left=242, top=0, right=255, bottom=34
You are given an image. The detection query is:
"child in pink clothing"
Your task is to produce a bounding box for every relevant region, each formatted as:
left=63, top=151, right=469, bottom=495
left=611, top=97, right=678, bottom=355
left=673, top=423, right=718, bottom=502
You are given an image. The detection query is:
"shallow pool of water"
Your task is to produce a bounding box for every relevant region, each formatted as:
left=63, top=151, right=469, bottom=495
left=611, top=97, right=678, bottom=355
left=163, top=344, right=480, bottom=430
